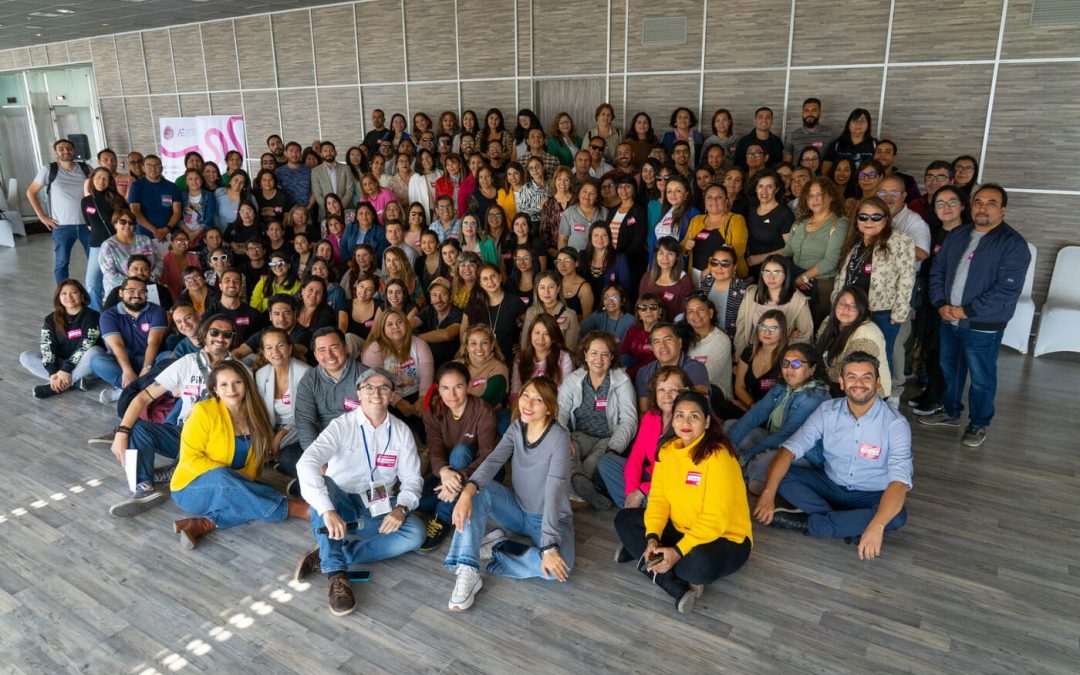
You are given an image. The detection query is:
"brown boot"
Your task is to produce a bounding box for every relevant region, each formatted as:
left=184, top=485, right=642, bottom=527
left=174, top=517, right=216, bottom=550
left=327, top=574, right=356, bottom=617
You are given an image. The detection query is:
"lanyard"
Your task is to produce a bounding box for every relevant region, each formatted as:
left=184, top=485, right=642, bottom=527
left=360, top=422, right=392, bottom=483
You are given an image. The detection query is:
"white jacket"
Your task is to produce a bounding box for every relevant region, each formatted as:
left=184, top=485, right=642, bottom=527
left=255, top=358, right=312, bottom=447
left=556, top=367, right=638, bottom=453
left=297, top=408, right=422, bottom=516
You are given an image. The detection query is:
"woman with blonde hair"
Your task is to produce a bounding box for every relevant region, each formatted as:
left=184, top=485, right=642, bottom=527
left=361, top=308, right=435, bottom=422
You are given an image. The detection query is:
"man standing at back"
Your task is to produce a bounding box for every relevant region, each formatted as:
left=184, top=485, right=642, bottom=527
left=920, top=184, right=1029, bottom=448
left=735, top=107, right=784, bottom=170
left=784, top=98, right=836, bottom=162
left=311, top=142, right=356, bottom=219
left=127, top=154, right=181, bottom=254
left=26, top=138, right=91, bottom=284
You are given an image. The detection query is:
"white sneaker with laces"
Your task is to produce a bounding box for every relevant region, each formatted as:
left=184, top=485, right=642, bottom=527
left=448, top=564, right=482, bottom=611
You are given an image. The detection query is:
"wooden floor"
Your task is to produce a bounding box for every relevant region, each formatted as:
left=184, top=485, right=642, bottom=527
left=0, top=234, right=1077, bottom=674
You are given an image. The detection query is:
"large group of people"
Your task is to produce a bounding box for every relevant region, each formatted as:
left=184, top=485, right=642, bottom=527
left=22, top=98, right=1029, bottom=618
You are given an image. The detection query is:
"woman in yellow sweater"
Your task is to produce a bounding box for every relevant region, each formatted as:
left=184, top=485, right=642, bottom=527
left=613, top=390, right=752, bottom=613
left=170, top=361, right=309, bottom=550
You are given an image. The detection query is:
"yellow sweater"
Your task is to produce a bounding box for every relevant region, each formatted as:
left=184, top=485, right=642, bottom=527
left=682, top=213, right=749, bottom=278
left=644, top=434, right=753, bottom=555
left=171, top=398, right=262, bottom=491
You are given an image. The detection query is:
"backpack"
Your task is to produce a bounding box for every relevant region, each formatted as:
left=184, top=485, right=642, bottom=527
left=46, top=160, right=91, bottom=203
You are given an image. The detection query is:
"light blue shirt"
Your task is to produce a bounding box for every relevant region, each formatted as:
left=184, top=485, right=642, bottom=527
left=783, top=397, right=913, bottom=492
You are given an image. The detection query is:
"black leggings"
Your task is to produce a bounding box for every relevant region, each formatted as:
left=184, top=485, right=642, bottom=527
left=614, top=507, right=751, bottom=587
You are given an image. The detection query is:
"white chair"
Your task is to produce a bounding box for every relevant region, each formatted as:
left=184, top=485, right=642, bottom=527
left=1002, top=243, right=1037, bottom=354
left=1033, top=246, right=1080, bottom=357
left=5, top=177, right=25, bottom=236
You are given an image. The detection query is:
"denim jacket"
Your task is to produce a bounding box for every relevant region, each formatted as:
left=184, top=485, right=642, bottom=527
left=728, top=380, right=831, bottom=461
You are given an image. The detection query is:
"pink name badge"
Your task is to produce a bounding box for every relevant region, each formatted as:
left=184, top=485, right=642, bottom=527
left=595, top=398, right=608, bottom=411
left=274, top=206, right=283, bottom=213
left=471, top=378, right=487, bottom=388
left=858, top=443, right=882, bottom=460
left=696, top=232, right=709, bottom=240
left=182, top=384, right=201, bottom=398
left=864, top=263, right=873, bottom=274
left=643, top=344, right=653, bottom=352
left=573, top=223, right=586, bottom=232
left=662, top=291, right=675, bottom=302
left=282, top=393, right=291, bottom=405
left=140, top=322, right=150, bottom=332
left=520, top=296, right=530, bottom=304
left=66, top=328, right=83, bottom=340
left=760, top=377, right=777, bottom=390
left=375, top=452, right=397, bottom=468
left=557, top=315, right=567, bottom=325
left=693, top=355, right=707, bottom=363
left=365, top=319, right=374, bottom=328
left=85, top=206, right=97, bottom=215
left=236, top=316, right=250, bottom=326
left=685, top=471, right=702, bottom=486
left=161, top=196, right=173, bottom=205
left=401, top=358, right=415, bottom=368
left=343, top=397, right=360, bottom=411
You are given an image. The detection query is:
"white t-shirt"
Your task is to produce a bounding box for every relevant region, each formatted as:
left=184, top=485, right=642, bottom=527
left=33, top=163, right=87, bottom=225
left=155, top=353, right=247, bottom=424
left=892, top=207, right=931, bottom=272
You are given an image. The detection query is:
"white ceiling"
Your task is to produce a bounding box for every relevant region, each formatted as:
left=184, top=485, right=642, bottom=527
left=0, top=0, right=352, bottom=50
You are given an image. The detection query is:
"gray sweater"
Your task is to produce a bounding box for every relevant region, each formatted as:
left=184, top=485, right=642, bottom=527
left=470, top=421, right=572, bottom=550
left=294, top=359, right=366, bottom=449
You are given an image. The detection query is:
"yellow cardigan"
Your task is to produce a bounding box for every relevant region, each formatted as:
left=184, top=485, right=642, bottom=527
left=171, top=398, right=261, bottom=491
left=496, top=187, right=517, bottom=222
left=249, top=277, right=301, bottom=313
left=644, top=434, right=753, bottom=556
left=682, top=213, right=749, bottom=278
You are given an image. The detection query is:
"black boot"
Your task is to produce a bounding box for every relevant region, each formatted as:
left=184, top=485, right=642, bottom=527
left=769, top=511, right=809, bottom=533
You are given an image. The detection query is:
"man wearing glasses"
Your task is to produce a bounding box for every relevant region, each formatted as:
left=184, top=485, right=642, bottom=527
left=586, top=137, right=614, bottom=179
left=105, top=314, right=240, bottom=517
left=908, top=161, right=953, bottom=222
left=295, top=366, right=425, bottom=617
left=873, top=140, right=920, bottom=204
left=633, top=322, right=710, bottom=412
left=91, top=276, right=169, bottom=402
left=127, top=154, right=182, bottom=251
left=754, top=352, right=913, bottom=560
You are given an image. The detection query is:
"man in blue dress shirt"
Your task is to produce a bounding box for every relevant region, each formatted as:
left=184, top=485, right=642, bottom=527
left=753, top=351, right=913, bottom=560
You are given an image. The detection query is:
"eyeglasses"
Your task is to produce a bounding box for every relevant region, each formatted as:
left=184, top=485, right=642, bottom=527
left=781, top=358, right=805, bottom=369
left=836, top=300, right=859, bottom=311
left=935, top=199, right=961, bottom=209
left=746, top=152, right=764, bottom=158
left=925, top=173, right=950, bottom=182
left=360, top=384, right=392, bottom=395
left=116, top=219, right=134, bottom=225
left=858, top=171, right=879, bottom=179
left=554, top=257, right=574, bottom=265
left=603, top=294, right=621, bottom=301
left=761, top=269, right=785, bottom=277
left=637, top=303, right=660, bottom=311
left=173, top=239, right=189, bottom=245
left=513, top=255, right=531, bottom=262
left=656, top=176, right=671, bottom=182
left=954, top=165, right=975, bottom=174
left=208, top=328, right=236, bottom=339
left=590, top=145, right=604, bottom=151
left=183, top=275, right=202, bottom=284
left=876, top=190, right=902, bottom=198
left=269, top=261, right=288, bottom=269
left=757, top=324, right=781, bottom=334
left=857, top=213, right=886, bottom=222
left=709, top=258, right=734, bottom=268
left=210, top=255, right=229, bottom=262
left=123, top=288, right=148, bottom=296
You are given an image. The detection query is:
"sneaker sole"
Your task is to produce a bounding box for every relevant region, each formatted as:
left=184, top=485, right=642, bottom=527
left=910, top=406, right=944, bottom=417
left=962, top=437, right=986, bottom=448
left=88, top=436, right=115, bottom=445
left=294, top=548, right=321, bottom=582
left=917, top=417, right=962, bottom=427
left=329, top=603, right=357, bottom=617
left=677, top=586, right=703, bottom=614
left=449, top=576, right=483, bottom=612
left=109, top=490, right=168, bottom=518
left=479, top=529, right=507, bottom=561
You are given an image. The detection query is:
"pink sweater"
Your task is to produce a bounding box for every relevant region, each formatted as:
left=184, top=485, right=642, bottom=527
left=625, top=410, right=663, bottom=496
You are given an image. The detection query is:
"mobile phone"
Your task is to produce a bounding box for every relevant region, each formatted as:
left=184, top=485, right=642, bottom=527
left=345, top=569, right=372, bottom=582
left=646, top=552, right=664, bottom=568
left=316, top=521, right=360, bottom=535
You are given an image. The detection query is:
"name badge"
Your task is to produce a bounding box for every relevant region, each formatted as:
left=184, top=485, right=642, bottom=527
left=662, top=291, right=675, bottom=302
left=693, top=355, right=707, bottom=363
left=520, top=296, right=530, bottom=304
left=759, top=377, right=777, bottom=390
left=343, top=397, right=360, bottom=411
left=643, top=344, right=653, bottom=352
left=66, top=328, right=83, bottom=340
left=685, top=471, right=702, bottom=486
left=282, top=393, right=291, bottom=405
left=401, top=357, right=415, bottom=368
left=696, top=232, right=709, bottom=240
left=363, top=482, right=391, bottom=516
left=863, top=262, right=873, bottom=274
left=140, top=322, right=150, bottom=332
left=182, top=384, right=201, bottom=398
left=85, top=206, right=97, bottom=215
left=933, top=244, right=942, bottom=255
left=556, top=315, right=567, bottom=325
left=573, top=223, right=586, bottom=232
left=595, top=398, right=607, bottom=411
left=274, top=206, right=283, bottom=213
left=161, top=196, right=173, bottom=206
left=375, top=452, right=397, bottom=468
left=858, top=443, right=882, bottom=460
left=236, top=316, right=250, bottom=326
left=365, top=319, right=374, bottom=328
left=471, top=378, right=487, bottom=388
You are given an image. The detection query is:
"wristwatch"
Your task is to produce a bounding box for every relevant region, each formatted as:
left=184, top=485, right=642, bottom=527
left=395, top=504, right=411, bottom=516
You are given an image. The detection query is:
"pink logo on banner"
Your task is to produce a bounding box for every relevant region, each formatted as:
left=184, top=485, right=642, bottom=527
left=163, top=126, right=175, bottom=140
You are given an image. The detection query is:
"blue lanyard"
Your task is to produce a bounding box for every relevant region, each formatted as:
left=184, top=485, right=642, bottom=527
left=360, top=423, right=392, bottom=483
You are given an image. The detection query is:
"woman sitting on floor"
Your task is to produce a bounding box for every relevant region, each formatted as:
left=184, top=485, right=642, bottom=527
left=613, top=390, right=752, bottom=614
left=21, top=279, right=104, bottom=399
left=443, top=376, right=573, bottom=611
left=170, top=361, right=310, bottom=550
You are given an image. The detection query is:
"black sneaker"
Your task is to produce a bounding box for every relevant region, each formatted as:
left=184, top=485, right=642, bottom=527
left=571, top=474, right=613, bottom=511
left=773, top=495, right=804, bottom=514
left=911, top=401, right=944, bottom=417
left=420, top=518, right=450, bottom=552
left=961, top=426, right=987, bottom=448
left=613, top=545, right=633, bottom=564
left=33, top=384, right=59, bottom=399
left=153, top=463, right=177, bottom=485
left=286, top=478, right=301, bottom=498
left=768, top=511, right=809, bottom=533
left=109, top=482, right=168, bottom=517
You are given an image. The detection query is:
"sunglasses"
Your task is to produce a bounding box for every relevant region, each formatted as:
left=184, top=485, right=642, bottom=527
left=208, top=328, right=236, bottom=339
left=590, top=145, right=604, bottom=151
left=116, top=219, right=134, bottom=225
left=637, top=303, right=660, bottom=311
left=209, top=255, right=229, bottom=262
left=857, top=213, right=886, bottom=222
left=781, top=358, right=805, bottom=369
left=269, top=261, right=288, bottom=269
left=709, top=258, right=734, bottom=268
left=656, top=176, right=671, bottom=181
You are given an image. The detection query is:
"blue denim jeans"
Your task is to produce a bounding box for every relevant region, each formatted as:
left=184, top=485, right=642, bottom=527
left=172, top=467, right=288, bottom=529
left=85, top=246, right=104, bottom=311
left=308, top=478, right=424, bottom=575
left=90, top=352, right=127, bottom=388
left=777, top=466, right=907, bottom=538
left=419, top=444, right=475, bottom=523
left=443, top=480, right=575, bottom=579
left=597, top=453, right=628, bottom=508
left=871, top=311, right=902, bottom=372
left=939, top=323, right=1003, bottom=429
left=52, top=224, right=90, bottom=284
left=131, top=420, right=182, bottom=485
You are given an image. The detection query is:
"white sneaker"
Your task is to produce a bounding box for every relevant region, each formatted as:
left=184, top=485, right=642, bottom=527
left=479, top=528, right=507, bottom=562
left=886, top=395, right=900, bottom=410
left=99, top=387, right=121, bottom=404
left=448, top=564, right=482, bottom=611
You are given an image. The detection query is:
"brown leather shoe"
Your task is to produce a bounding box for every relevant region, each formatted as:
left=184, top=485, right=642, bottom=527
left=327, top=574, right=356, bottom=617
left=294, top=546, right=321, bottom=582
left=174, top=517, right=216, bottom=550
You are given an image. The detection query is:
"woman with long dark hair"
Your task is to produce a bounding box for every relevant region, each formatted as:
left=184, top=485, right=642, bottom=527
left=816, top=285, right=891, bottom=398
left=625, top=111, right=659, bottom=166
left=734, top=254, right=811, bottom=352
left=638, top=236, right=695, bottom=323
left=660, top=106, right=705, bottom=169
left=510, top=313, right=574, bottom=403
left=613, top=390, right=752, bottom=614
left=82, top=167, right=130, bottom=309
left=745, top=170, right=795, bottom=279
left=21, top=279, right=104, bottom=399
left=822, top=108, right=877, bottom=175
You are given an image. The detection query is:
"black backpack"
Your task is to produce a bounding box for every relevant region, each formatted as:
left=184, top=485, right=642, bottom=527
left=45, top=160, right=91, bottom=203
